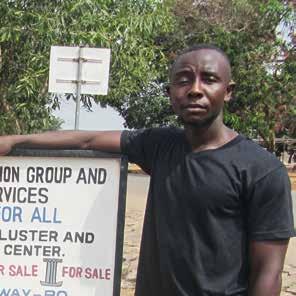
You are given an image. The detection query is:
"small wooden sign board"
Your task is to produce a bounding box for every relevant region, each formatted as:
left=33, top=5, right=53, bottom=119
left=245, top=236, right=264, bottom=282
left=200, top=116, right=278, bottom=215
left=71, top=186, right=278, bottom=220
left=0, top=149, right=127, bottom=296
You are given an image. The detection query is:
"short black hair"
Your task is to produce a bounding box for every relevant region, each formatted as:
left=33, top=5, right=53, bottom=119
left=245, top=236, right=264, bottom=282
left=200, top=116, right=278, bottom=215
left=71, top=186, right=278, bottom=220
left=180, top=44, right=230, bottom=64
left=169, top=44, right=231, bottom=79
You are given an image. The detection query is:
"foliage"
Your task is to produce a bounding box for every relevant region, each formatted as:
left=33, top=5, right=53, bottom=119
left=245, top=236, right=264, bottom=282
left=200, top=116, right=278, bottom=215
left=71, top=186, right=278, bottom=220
left=0, top=0, right=173, bottom=134
left=123, top=0, right=296, bottom=151
left=1, top=0, right=295, bottom=150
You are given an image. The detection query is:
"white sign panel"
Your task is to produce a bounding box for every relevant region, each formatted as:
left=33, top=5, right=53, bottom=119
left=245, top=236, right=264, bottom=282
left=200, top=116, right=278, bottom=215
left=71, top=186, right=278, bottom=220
left=48, top=46, right=111, bottom=95
left=0, top=154, right=125, bottom=296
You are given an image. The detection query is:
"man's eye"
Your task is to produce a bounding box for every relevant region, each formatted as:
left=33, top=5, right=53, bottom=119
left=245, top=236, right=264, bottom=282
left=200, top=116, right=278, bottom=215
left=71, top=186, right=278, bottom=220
left=176, top=78, right=190, bottom=85
left=203, top=75, right=217, bottom=83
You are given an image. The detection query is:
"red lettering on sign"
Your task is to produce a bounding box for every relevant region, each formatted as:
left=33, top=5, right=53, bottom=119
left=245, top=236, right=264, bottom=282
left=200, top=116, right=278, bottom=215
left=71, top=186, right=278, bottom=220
left=85, top=268, right=111, bottom=280
left=8, top=264, right=38, bottom=277
left=62, top=266, right=83, bottom=278
left=62, top=266, right=111, bottom=280
left=0, top=265, right=4, bottom=275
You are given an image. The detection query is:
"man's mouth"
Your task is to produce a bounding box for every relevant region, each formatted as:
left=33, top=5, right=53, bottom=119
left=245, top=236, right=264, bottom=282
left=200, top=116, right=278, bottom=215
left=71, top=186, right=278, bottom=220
left=184, top=103, right=207, bottom=111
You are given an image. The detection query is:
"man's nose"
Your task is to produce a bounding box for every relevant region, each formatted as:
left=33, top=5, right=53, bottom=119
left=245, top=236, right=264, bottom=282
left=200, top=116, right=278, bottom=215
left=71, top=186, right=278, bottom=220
left=188, top=78, right=203, bottom=98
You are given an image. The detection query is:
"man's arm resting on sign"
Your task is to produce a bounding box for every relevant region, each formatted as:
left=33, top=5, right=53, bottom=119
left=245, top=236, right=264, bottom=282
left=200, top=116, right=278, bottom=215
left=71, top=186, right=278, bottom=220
left=248, top=239, right=289, bottom=296
left=0, top=130, right=122, bottom=155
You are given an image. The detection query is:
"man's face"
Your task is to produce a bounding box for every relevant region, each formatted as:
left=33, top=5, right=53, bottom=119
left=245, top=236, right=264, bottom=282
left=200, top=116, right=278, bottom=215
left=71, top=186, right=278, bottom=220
left=168, top=49, right=233, bottom=127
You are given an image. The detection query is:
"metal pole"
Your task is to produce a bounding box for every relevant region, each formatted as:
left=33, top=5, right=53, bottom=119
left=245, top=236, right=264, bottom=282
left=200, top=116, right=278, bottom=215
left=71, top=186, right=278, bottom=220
left=75, top=46, right=83, bottom=130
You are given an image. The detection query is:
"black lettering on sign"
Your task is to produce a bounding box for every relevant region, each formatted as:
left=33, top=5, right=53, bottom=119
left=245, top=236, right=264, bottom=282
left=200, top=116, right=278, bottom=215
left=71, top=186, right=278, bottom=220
left=63, top=232, right=95, bottom=243
left=0, top=229, right=58, bottom=242
left=4, top=244, right=61, bottom=257
left=76, top=168, right=107, bottom=184
left=0, top=187, right=48, bottom=204
left=0, top=166, right=19, bottom=182
left=27, top=167, right=72, bottom=183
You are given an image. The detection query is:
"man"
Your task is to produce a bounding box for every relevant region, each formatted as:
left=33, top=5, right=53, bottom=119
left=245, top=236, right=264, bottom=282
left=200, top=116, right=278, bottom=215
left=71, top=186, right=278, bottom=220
left=0, top=44, right=295, bottom=296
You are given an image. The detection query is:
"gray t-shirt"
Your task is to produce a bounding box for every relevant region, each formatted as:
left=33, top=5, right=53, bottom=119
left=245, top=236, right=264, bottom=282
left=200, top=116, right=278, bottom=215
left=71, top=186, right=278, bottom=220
left=121, top=127, right=295, bottom=296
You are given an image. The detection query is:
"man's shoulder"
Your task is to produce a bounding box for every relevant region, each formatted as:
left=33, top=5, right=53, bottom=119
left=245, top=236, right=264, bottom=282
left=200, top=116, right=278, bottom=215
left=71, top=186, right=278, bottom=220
left=144, top=126, right=183, bottom=136
left=237, top=136, right=281, bottom=162
left=233, top=135, right=286, bottom=181
left=122, top=126, right=184, bottom=142
left=121, top=126, right=185, bottom=155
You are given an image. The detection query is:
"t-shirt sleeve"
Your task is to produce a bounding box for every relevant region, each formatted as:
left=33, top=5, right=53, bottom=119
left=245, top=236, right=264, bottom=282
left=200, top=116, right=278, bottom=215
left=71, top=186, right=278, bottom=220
left=247, top=165, right=296, bottom=240
left=120, top=129, right=161, bottom=174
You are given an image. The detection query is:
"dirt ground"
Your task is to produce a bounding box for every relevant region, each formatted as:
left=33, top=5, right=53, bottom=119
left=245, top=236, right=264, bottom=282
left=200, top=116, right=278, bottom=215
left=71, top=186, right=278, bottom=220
left=120, top=174, right=148, bottom=296
left=120, top=174, right=296, bottom=296
left=121, top=289, right=134, bottom=296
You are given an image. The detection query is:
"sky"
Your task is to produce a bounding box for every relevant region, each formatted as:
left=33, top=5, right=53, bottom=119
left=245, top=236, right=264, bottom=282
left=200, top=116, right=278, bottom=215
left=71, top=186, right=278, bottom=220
left=53, top=99, right=125, bottom=131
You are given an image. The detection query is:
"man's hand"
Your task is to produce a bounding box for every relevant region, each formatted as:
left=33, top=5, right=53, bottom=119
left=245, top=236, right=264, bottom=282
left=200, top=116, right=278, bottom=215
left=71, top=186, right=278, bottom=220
left=0, top=135, right=17, bottom=156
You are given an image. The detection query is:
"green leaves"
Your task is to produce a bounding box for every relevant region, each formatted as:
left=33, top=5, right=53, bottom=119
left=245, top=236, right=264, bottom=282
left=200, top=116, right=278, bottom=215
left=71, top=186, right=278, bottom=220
left=0, top=0, right=174, bottom=134
left=1, top=0, right=294, bottom=149
left=127, top=0, right=296, bottom=150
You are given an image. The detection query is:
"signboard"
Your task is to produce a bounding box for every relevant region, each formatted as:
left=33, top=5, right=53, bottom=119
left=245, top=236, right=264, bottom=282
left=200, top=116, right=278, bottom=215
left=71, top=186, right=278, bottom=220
left=48, top=46, right=111, bottom=95
left=0, top=149, right=127, bottom=296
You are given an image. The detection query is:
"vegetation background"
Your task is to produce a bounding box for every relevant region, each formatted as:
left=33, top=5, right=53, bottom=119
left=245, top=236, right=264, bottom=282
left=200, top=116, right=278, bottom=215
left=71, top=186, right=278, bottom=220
left=0, top=0, right=295, bottom=151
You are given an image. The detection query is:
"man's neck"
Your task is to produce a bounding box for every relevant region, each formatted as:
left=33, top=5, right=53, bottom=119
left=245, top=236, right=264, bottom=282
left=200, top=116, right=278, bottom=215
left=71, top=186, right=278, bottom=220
left=184, top=120, right=237, bottom=153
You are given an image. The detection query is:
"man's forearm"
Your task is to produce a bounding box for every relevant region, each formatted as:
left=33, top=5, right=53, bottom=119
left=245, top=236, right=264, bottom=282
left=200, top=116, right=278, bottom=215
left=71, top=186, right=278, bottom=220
left=0, top=130, right=122, bottom=155
left=248, top=271, right=282, bottom=296
left=11, top=131, right=102, bottom=149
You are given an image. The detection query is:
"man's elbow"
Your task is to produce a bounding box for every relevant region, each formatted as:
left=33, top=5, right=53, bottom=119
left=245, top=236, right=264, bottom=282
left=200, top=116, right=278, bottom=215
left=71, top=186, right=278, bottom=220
left=249, top=269, right=283, bottom=296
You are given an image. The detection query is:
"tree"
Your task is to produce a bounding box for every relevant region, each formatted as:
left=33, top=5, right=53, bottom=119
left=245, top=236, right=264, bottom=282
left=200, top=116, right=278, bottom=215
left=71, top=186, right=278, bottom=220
left=0, top=0, right=173, bottom=134
left=2, top=0, right=295, bottom=150
left=121, top=0, right=296, bottom=151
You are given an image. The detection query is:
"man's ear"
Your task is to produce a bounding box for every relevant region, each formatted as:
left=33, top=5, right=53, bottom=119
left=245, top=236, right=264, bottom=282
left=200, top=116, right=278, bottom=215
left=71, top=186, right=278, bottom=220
left=224, top=80, right=235, bottom=102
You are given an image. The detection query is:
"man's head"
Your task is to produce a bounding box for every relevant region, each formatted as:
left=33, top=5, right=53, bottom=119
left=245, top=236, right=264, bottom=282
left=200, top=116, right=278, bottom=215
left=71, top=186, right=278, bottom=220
left=167, top=44, right=234, bottom=128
